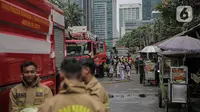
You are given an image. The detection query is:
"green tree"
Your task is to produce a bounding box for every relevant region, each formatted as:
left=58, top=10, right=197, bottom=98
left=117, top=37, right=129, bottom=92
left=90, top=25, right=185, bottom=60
left=49, top=0, right=84, bottom=27
left=155, top=0, right=200, bottom=35
left=115, top=0, right=200, bottom=49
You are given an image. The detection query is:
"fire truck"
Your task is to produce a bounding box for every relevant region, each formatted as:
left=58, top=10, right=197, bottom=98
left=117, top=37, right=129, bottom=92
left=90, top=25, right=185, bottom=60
left=0, top=0, right=65, bottom=111
left=66, top=26, right=107, bottom=77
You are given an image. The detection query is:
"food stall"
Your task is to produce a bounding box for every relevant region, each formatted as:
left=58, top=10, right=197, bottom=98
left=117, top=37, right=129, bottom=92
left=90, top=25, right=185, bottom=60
left=166, top=66, right=188, bottom=111
left=158, top=51, right=189, bottom=112
left=143, top=60, right=156, bottom=86
left=157, top=26, right=200, bottom=112
left=139, top=46, right=161, bottom=86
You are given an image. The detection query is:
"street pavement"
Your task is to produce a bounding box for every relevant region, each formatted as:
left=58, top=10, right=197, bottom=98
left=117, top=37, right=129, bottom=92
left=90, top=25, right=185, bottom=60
left=98, top=70, right=191, bottom=112
left=98, top=70, right=163, bottom=112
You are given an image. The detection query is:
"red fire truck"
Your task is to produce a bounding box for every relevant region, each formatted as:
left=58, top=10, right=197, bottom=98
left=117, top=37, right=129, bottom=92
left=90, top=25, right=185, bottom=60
left=0, top=0, right=65, bottom=111
left=66, top=26, right=107, bottom=77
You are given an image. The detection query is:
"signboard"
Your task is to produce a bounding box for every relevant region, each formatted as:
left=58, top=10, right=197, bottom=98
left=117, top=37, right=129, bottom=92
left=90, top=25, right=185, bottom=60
left=0, top=1, right=49, bottom=33
left=72, top=26, right=87, bottom=33
left=170, top=67, right=188, bottom=84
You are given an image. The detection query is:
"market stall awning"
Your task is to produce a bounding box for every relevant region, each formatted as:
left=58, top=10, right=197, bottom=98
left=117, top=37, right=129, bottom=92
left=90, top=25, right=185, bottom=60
left=154, top=23, right=200, bottom=46
left=158, top=36, right=200, bottom=53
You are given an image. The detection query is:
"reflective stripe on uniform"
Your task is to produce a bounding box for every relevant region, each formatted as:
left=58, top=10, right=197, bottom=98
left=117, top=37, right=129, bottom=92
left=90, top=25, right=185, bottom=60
left=104, top=101, right=110, bottom=109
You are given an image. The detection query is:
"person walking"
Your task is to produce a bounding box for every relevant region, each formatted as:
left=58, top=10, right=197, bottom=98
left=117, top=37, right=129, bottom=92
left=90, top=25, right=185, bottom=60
left=109, top=60, right=114, bottom=80
left=116, top=59, right=121, bottom=78
left=126, top=62, right=131, bottom=80
left=155, top=60, right=160, bottom=85
left=135, top=57, right=139, bottom=74
left=138, top=58, right=145, bottom=84
left=120, top=61, right=125, bottom=81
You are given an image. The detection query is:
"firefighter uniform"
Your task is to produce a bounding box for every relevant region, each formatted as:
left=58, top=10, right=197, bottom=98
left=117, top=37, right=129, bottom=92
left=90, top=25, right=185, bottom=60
left=86, top=76, right=110, bottom=111
left=9, top=76, right=53, bottom=112
left=38, top=79, right=106, bottom=112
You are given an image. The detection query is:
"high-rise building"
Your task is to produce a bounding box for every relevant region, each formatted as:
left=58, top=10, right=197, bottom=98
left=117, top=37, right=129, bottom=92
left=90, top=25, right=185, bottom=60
left=93, top=0, right=116, bottom=48
left=125, top=20, right=154, bottom=33
left=119, top=3, right=142, bottom=37
left=142, top=0, right=151, bottom=20
left=83, top=0, right=93, bottom=32
left=112, top=0, right=117, bottom=40
left=142, top=0, right=162, bottom=20
left=93, top=1, right=107, bottom=39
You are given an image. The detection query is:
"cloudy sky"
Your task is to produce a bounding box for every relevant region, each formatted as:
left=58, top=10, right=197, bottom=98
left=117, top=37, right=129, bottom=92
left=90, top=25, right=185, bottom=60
left=116, top=0, right=142, bottom=31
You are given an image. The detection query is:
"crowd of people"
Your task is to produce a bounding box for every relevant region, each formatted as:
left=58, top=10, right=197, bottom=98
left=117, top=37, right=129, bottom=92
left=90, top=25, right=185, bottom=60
left=9, top=58, right=109, bottom=112
left=105, top=55, right=160, bottom=86
left=105, top=56, right=133, bottom=81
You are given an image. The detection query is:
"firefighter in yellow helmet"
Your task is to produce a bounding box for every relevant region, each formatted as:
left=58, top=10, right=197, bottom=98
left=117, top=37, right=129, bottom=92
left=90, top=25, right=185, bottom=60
left=38, top=58, right=105, bottom=112
left=120, top=56, right=123, bottom=62
left=9, top=61, right=53, bottom=112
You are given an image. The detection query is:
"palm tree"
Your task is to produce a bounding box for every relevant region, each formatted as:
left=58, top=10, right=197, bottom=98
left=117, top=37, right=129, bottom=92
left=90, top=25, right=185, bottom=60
left=64, top=3, right=84, bottom=27
left=49, top=0, right=84, bottom=28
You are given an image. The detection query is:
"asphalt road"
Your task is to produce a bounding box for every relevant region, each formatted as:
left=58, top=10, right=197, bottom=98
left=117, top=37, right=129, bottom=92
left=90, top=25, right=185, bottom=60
left=98, top=70, right=163, bottom=112
left=99, top=69, right=194, bottom=112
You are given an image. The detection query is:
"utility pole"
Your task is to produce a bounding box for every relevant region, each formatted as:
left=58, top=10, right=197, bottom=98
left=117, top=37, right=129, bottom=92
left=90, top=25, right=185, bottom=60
left=139, top=31, right=141, bottom=50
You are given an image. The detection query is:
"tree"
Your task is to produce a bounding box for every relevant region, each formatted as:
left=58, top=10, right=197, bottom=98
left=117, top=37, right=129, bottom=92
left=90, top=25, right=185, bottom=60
left=116, top=25, right=153, bottom=49
left=155, top=0, right=200, bottom=34
left=49, top=0, right=84, bottom=27
left=117, top=0, right=200, bottom=49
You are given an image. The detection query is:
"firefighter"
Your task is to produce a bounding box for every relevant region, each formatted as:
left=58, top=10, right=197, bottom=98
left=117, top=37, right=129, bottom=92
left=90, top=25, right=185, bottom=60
left=9, top=61, right=53, bottom=112
left=38, top=58, right=105, bottom=112
left=80, top=58, right=110, bottom=111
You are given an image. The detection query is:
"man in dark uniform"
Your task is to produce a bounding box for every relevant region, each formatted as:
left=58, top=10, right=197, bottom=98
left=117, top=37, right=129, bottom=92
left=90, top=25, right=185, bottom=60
left=134, top=57, right=139, bottom=74
left=155, top=61, right=159, bottom=85
left=138, top=58, right=145, bottom=84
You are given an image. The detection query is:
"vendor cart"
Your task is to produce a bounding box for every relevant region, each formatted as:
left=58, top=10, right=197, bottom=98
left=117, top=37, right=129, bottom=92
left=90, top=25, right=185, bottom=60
left=143, top=60, right=156, bottom=86
left=158, top=52, right=189, bottom=112
left=165, top=66, right=188, bottom=112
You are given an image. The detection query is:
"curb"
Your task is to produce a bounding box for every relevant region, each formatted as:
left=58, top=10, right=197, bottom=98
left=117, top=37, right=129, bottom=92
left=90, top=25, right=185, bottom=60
left=102, top=80, right=134, bottom=84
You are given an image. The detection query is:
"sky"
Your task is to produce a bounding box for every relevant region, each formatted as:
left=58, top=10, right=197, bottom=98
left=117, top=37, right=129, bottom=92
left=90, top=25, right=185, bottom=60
left=116, top=0, right=142, bottom=31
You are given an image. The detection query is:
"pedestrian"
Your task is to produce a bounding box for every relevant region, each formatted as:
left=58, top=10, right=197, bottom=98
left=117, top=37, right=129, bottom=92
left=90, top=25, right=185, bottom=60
left=79, top=58, right=110, bottom=111
left=9, top=61, right=53, bottom=112
left=128, top=60, right=132, bottom=69
left=126, top=62, right=131, bottom=80
left=138, top=58, right=145, bottom=84
left=120, top=61, right=125, bottom=81
left=113, top=57, right=117, bottom=77
left=38, top=58, right=106, bottom=112
left=154, top=60, right=159, bottom=85
left=104, top=59, right=110, bottom=77
left=116, top=59, right=120, bottom=78
left=109, top=60, right=114, bottom=80
left=135, top=57, right=139, bottom=74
